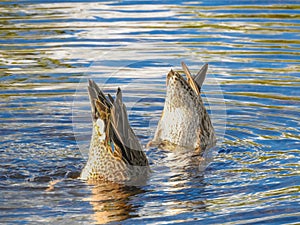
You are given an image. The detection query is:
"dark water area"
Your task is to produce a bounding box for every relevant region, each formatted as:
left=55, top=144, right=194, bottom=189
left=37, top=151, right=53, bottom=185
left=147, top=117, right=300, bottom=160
left=1, top=0, right=299, bottom=224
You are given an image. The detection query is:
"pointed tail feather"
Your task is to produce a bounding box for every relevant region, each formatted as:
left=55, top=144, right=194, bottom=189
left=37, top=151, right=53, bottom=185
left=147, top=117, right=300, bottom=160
left=88, top=79, right=112, bottom=121
left=181, top=62, right=208, bottom=93
left=110, top=88, right=148, bottom=166
left=181, top=61, right=200, bottom=95
left=88, top=80, right=148, bottom=167
left=194, top=63, right=208, bottom=88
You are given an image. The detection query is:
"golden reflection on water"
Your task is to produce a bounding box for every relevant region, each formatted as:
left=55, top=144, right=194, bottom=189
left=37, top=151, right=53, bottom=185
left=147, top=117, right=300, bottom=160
left=85, top=180, right=144, bottom=224
left=82, top=147, right=210, bottom=224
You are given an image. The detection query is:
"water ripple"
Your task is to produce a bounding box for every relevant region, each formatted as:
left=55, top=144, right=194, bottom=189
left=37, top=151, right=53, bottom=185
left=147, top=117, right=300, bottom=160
left=1, top=0, right=299, bottom=224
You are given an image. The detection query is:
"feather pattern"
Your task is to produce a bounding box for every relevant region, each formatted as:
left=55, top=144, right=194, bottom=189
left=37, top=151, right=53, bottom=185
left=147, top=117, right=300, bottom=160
left=81, top=80, right=149, bottom=185
left=148, top=62, right=216, bottom=153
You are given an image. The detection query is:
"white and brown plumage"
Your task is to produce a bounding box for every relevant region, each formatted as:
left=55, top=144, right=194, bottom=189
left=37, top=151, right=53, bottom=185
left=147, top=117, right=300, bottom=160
left=80, top=80, right=150, bottom=185
left=148, top=62, right=216, bottom=153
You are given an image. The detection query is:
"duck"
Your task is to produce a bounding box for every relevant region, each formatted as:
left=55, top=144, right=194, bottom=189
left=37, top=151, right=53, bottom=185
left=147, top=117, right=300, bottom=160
left=80, top=80, right=150, bottom=185
left=147, top=62, right=216, bottom=153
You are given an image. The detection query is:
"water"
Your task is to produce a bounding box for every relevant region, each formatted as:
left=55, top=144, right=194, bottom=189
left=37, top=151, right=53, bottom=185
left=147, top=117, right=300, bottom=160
left=1, top=0, right=300, bottom=224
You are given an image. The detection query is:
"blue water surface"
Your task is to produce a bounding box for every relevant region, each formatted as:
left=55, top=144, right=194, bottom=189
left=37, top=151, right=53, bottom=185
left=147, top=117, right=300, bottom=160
left=0, top=0, right=299, bottom=224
